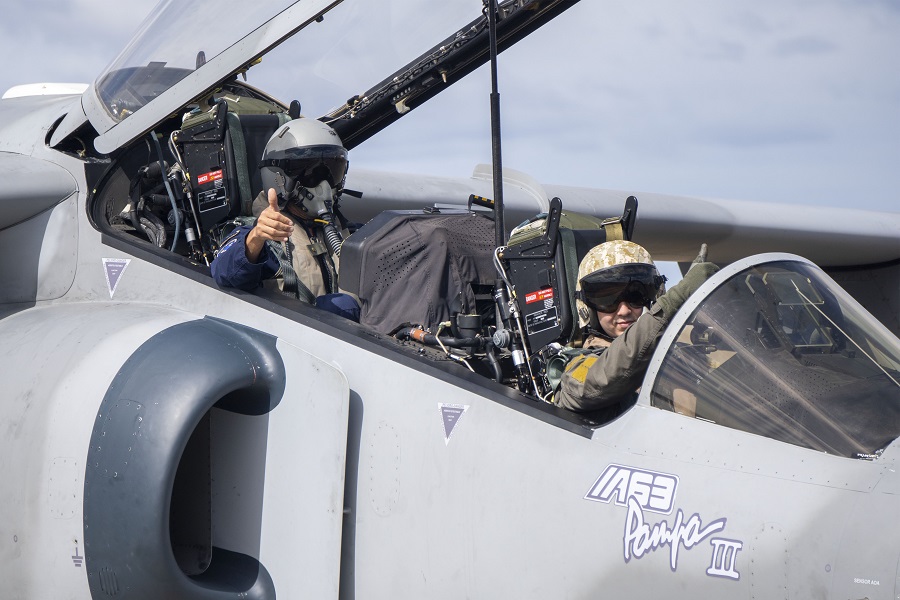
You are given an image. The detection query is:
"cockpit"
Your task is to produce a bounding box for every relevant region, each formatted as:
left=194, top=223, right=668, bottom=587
left=87, top=85, right=629, bottom=400
left=66, top=0, right=633, bottom=407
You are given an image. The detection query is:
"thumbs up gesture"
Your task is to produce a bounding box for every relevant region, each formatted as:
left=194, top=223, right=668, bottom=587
left=245, top=188, right=294, bottom=262
left=689, top=243, right=709, bottom=270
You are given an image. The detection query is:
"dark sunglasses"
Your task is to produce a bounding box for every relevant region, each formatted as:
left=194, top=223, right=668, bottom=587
left=581, top=289, right=656, bottom=313
left=585, top=288, right=653, bottom=313
left=578, top=263, right=665, bottom=313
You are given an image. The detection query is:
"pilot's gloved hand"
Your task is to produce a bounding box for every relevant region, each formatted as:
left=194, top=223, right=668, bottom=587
left=654, top=244, right=718, bottom=320
left=246, top=189, right=294, bottom=262
left=690, top=243, right=708, bottom=269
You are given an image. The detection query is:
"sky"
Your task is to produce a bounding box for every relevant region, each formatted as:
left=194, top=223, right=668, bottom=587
left=2, top=0, right=898, bottom=214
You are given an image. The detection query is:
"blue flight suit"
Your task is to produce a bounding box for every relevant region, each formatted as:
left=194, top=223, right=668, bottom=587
left=211, top=225, right=360, bottom=321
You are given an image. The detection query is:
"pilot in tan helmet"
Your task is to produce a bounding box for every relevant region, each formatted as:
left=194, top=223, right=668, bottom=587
left=553, top=240, right=718, bottom=413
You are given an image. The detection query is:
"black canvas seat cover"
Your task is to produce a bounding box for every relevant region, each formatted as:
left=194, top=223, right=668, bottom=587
left=340, top=210, right=496, bottom=334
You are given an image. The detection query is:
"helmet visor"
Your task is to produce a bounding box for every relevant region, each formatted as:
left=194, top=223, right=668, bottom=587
left=579, top=263, right=664, bottom=313
left=261, top=145, right=349, bottom=188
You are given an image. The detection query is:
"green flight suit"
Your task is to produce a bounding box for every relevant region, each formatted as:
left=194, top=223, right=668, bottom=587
left=554, top=262, right=719, bottom=412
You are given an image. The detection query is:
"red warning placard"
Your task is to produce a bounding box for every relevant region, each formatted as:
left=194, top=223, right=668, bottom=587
left=525, top=288, right=554, bottom=304
left=197, top=169, right=223, bottom=185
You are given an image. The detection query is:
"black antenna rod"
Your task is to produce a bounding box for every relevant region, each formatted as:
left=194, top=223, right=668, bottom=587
left=486, top=0, right=505, bottom=248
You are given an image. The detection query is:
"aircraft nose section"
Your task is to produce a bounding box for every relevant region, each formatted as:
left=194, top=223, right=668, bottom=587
left=83, top=317, right=284, bottom=599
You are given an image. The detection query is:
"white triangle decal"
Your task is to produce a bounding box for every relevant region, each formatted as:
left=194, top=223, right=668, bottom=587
left=103, top=258, right=131, bottom=298
left=439, top=403, right=469, bottom=445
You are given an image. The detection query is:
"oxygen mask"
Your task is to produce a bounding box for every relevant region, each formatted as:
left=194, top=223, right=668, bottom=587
left=274, top=174, right=335, bottom=218
left=300, top=180, right=335, bottom=217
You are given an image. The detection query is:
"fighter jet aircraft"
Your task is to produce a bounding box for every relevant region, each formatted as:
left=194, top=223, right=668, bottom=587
left=1, top=0, right=898, bottom=598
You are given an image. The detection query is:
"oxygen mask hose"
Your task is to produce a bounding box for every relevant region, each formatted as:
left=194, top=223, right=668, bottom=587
left=319, top=213, right=343, bottom=257
left=303, top=181, right=343, bottom=256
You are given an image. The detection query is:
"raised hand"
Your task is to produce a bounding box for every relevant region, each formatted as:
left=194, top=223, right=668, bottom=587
left=690, top=243, right=709, bottom=270
left=245, top=188, right=294, bottom=262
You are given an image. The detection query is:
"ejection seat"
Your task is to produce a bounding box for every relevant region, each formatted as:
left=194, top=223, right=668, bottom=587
left=222, top=110, right=292, bottom=216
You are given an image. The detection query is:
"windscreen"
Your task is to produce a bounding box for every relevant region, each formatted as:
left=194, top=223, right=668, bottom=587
left=650, top=261, right=900, bottom=459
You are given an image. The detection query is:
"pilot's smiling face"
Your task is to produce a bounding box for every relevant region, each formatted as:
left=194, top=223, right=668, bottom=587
left=597, top=301, right=644, bottom=338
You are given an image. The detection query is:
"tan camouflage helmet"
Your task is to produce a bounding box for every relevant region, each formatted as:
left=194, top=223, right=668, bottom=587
left=575, top=240, right=664, bottom=329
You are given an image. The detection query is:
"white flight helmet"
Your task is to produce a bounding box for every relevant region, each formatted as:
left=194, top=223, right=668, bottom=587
left=258, top=118, right=348, bottom=210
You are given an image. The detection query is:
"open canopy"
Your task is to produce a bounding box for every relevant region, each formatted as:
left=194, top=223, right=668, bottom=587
left=69, top=0, right=580, bottom=154
left=85, top=0, right=342, bottom=153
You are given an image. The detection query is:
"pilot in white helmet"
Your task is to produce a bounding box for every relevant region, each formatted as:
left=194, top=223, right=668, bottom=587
left=553, top=240, right=718, bottom=413
left=211, top=118, right=359, bottom=320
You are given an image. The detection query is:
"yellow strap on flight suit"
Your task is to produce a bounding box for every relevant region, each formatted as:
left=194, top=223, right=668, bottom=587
left=565, top=354, right=598, bottom=384
left=600, top=218, right=624, bottom=241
